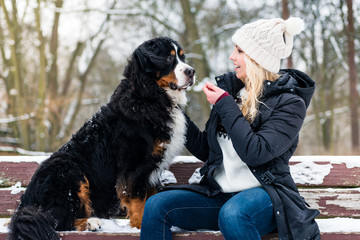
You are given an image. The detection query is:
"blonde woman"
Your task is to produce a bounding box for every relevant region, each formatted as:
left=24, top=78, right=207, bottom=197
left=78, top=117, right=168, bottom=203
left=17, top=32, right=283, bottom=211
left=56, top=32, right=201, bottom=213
left=141, top=17, right=320, bottom=240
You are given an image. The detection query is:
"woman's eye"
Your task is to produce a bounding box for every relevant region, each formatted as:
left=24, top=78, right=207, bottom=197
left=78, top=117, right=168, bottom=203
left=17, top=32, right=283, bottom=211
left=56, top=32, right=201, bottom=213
left=237, top=49, right=243, bottom=53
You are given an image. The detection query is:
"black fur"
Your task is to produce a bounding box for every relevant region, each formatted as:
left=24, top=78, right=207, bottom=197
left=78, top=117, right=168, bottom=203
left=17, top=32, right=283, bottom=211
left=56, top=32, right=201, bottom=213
left=8, top=37, right=194, bottom=240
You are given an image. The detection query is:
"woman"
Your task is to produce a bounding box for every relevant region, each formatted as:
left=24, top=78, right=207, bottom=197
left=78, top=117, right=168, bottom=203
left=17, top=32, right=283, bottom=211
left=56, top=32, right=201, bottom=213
left=140, top=17, right=320, bottom=240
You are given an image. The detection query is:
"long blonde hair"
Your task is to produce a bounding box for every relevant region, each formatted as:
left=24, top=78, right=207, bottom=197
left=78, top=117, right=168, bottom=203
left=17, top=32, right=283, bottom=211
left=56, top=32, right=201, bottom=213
left=240, top=55, right=279, bottom=123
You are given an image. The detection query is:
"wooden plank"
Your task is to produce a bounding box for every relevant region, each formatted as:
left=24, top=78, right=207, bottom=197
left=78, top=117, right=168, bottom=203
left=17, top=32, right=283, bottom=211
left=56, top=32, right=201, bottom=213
left=1, top=188, right=359, bottom=218
left=1, top=232, right=360, bottom=240
left=0, top=156, right=360, bottom=187
left=300, top=188, right=360, bottom=217
left=1, top=159, right=360, bottom=188
left=0, top=162, right=39, bottom=187
left=169, top=162, right=203, bottom=185
left=290, top=161, right=360, bottom=187
left=59, top=232, right=225, bottom=240
left=0, top=190, right=23, bottom=216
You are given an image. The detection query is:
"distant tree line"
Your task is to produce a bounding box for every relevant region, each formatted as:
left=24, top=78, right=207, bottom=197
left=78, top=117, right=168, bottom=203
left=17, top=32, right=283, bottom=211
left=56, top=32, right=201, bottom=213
left=0, top=0, right=359, bottom=154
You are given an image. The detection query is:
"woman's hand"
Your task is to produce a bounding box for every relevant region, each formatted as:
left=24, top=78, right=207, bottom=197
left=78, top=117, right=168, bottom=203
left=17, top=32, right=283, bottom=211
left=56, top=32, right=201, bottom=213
left=203, top=82, right=228, bottom=105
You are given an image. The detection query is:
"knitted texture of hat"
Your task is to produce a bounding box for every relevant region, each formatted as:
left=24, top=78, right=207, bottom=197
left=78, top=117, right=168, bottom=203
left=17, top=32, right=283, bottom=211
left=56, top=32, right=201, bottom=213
left=232, top=17, right=305, bottom=73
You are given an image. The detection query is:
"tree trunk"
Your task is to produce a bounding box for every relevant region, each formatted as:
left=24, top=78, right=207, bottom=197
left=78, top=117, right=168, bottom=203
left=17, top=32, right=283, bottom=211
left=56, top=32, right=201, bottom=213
left=0, top=0, right=30, bottom=149
left=179, top=0, right=211, bottom=129
left=345, top=0, right=359, bottom=154
left=34, top=0, right=47, bottom=151
left=47, top=0, right=64, bottom=150
left=281, top=0, right=293, bottom=69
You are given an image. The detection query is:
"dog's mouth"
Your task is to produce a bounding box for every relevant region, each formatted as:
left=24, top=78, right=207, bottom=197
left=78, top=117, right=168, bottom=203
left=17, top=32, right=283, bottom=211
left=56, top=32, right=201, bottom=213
left=169, top=78, right=194, bottom=91
left=170, top=67, right=195, bottom=91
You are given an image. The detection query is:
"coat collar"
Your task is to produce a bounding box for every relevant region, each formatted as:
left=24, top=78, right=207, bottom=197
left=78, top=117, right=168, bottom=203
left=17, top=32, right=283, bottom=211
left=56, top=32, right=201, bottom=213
left=215, top=69, right=315, bottom=109
left=215, top=72, right=244, bottom=98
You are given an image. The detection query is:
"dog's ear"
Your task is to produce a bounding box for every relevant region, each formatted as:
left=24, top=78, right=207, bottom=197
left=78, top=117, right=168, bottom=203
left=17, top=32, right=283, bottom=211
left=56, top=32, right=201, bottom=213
left=134, top=42, right=173, bottom=74
left=134, top=47, right=153, bottom=73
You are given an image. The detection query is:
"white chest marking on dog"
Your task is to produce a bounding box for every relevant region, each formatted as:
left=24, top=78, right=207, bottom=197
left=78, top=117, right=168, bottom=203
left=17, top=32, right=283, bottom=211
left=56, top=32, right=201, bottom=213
left=148, top=42, right=191, bottom=186
left=148, top=104, right=187, bottom=186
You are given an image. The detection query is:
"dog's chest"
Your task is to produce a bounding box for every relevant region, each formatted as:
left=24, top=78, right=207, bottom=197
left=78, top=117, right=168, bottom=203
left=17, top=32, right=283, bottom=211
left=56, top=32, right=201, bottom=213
left=164, top=107, right=186, bottom=162
left=148, top=107, right=186, bottom=186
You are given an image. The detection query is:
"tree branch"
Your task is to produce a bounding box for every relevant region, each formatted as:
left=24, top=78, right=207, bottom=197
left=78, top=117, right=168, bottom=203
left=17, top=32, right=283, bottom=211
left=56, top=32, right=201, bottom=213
left=53, top=7, right=182, bottom=35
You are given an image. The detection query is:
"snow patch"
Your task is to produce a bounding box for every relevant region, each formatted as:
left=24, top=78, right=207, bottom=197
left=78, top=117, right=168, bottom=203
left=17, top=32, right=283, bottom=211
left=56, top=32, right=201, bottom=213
left=10, top=182, right=24, bottom=195
left=159, top=170, right=177, bottom=185
left=172, top=156, right=202, bottom=164
left=290, top=161, right=332, bottom=185
left=317, top=218, right=360, bottom=232
left=291, top=155, right=360, bottom=166
left=188, top=168, right=202, bottom=185
left=0, top=155, right=49, bottom=164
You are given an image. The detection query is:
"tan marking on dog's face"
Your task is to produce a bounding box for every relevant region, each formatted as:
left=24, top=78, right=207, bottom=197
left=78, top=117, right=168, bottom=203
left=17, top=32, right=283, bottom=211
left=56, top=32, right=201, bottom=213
left=120, top=189, right=157, bottom=229
left=179, top=49, right=184, bottom=56
left=156, top=71, right=177, bottom=88
left=170, top=49, right=176, bottom=56
left=78, top=176, right=92, bottom=217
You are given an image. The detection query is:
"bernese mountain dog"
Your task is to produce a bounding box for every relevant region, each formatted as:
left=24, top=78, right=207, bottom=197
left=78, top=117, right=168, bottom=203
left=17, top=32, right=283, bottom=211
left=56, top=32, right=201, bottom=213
left=8, top=37, right=195, bottom=240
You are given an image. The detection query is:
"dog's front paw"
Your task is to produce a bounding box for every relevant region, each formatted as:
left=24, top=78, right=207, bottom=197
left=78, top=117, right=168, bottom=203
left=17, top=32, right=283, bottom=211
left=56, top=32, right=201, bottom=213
left=87, top=217, right=102, bottom=231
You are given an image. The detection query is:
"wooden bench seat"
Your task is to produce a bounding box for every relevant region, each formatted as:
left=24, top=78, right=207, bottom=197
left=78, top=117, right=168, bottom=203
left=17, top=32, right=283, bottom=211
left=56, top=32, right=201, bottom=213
left=1, top=155, right=360, bottom=239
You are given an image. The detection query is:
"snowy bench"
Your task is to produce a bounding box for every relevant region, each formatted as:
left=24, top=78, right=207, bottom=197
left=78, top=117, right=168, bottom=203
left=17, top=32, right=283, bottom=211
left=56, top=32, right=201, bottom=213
left=1, top=155, right=360, bottom=239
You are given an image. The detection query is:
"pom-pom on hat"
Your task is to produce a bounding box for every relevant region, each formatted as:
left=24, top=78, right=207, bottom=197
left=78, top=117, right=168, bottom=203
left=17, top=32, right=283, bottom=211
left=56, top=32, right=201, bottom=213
left=231, top=17, right=305, bottom=73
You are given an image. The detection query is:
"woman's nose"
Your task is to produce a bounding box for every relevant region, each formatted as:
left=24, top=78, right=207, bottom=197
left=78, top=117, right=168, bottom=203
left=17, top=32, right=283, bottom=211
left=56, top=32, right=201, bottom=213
left=229, top=50, right=235, bottom=61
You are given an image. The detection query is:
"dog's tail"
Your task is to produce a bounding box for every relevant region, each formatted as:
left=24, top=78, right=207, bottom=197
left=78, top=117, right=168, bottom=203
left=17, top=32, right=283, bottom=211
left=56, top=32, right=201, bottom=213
left=8, top=206, right=59, bottom=240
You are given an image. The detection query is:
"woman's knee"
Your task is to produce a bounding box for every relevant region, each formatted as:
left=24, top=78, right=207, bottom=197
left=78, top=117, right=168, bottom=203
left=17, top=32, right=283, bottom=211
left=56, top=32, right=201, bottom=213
left=143, top=192, right=169, bottom=217
left=218, top=200, right=248, bottom=228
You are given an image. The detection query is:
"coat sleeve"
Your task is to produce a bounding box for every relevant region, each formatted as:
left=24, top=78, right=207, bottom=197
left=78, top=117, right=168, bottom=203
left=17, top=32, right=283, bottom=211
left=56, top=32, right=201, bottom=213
left=213, top=94, right=306, bottom=167
left=184, top=113, right=209, bottom=162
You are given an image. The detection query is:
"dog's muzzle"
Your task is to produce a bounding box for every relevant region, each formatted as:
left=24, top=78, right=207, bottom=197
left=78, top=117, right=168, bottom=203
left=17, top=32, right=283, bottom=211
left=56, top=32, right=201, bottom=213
left=170, top=67, right=195, bottom=90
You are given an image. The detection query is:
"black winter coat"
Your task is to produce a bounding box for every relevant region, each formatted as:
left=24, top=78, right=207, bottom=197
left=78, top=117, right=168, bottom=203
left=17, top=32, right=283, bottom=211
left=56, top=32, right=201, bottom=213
left=163, top=69, right=320, bottom=240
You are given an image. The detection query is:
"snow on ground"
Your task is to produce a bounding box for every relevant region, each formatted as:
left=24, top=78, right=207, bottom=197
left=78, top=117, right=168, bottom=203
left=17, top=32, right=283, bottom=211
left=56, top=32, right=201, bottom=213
left=1, top=218, right=360, bottom=233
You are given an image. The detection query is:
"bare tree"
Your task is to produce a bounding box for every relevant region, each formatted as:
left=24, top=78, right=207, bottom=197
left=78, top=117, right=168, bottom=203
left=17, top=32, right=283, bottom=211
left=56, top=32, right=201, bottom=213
left=0, top=0, right=117, bottom=151
left=345, top=0, right=359, bottom=154
left=297, top=0, right=345, bottom=154
left=282, top=0, right=293, bottom=69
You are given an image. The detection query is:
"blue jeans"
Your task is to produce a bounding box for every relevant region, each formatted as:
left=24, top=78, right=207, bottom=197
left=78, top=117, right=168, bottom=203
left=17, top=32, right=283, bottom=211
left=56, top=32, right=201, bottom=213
left=140, top=187, right=276, bottom=240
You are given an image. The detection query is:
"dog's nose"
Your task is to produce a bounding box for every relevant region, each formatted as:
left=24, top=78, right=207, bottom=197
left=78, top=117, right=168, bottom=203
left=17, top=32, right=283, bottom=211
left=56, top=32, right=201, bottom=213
left=184, top=68, right=195, bottom=78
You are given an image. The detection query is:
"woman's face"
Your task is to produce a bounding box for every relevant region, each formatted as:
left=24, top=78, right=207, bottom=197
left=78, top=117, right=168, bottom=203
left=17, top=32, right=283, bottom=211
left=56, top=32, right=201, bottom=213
left=229, top=45, right=247, bottom=82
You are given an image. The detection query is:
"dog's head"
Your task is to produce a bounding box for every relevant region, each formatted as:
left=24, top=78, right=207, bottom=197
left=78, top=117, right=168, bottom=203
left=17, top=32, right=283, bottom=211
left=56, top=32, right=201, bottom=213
left=131, top=37, right=195, bottom=91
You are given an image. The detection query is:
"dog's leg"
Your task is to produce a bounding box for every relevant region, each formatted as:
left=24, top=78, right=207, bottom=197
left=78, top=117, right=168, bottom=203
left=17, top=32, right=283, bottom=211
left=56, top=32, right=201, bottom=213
left=74, top=218, right=102, bottom=231
left=120, top=188, right=157, bottom=229
left=74, top=176, right=103, bottom=231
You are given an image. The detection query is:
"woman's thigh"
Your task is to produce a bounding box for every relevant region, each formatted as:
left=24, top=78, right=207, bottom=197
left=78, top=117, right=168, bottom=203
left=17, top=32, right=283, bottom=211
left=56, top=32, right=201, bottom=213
left=144, top=189, right=229, bottom=231
left=219, top=187, right=276, bottom=238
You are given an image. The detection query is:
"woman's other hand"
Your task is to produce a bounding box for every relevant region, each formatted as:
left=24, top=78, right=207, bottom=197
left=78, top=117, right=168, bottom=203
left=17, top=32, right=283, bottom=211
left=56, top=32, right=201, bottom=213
left=203, top=82, right=228, bottom=105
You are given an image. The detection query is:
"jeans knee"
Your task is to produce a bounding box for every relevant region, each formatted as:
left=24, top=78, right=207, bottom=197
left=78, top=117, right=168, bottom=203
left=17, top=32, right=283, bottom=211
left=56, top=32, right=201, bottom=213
left=218, top=202, right=249, bottom=231
left=144, top=194, right=164, bottom=217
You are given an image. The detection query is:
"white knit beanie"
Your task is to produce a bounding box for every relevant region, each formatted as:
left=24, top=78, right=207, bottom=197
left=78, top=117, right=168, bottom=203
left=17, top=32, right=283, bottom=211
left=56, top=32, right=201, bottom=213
left=231, top=17, right=305, bottom=73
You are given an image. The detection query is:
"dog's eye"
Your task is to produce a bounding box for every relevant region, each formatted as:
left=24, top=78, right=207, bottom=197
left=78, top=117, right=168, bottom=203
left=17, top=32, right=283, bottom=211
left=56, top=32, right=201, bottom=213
left=167, top=56, right=175, bottom=63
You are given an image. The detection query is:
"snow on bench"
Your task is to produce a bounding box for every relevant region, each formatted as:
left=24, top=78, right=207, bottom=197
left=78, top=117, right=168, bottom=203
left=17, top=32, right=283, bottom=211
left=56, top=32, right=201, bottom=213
left=1, top=155, right=360, bottom=239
